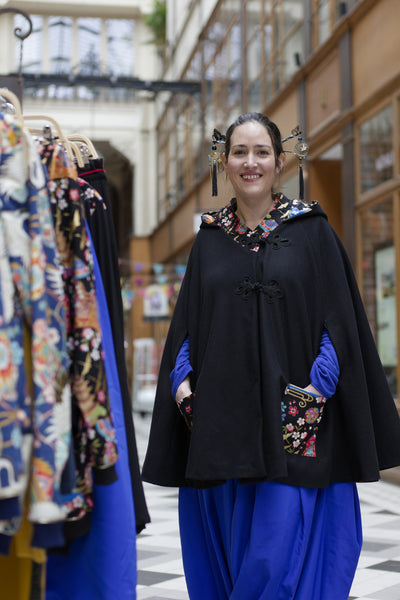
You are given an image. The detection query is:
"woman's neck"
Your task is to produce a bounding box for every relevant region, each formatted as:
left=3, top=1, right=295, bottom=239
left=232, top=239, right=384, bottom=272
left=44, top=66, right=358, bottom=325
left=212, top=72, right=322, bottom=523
left=235, top=195, right=274, bottom=230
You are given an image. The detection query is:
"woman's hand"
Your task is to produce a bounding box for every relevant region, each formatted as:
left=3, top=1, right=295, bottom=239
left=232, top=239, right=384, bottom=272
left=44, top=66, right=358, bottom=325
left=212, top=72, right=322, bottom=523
left=303, top=383, right=322, bottom=396
left=175, top=375, right=192, bottom=405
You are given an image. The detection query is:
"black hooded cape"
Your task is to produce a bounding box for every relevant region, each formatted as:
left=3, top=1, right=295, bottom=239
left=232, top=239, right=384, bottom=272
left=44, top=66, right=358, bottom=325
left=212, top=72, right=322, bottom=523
left=142, top=201, right=400, bottom=489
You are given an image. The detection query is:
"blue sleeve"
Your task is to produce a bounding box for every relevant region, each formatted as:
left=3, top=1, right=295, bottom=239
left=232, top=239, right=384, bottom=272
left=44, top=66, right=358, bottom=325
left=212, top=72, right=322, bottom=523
left=309, top=328, right=340, bottom=398
left=170, top=336, right=193, bottom=400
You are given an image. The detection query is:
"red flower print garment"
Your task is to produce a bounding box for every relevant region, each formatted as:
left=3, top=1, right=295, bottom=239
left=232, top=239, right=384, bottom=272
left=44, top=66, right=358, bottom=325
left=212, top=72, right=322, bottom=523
left=281, top=384, right=327, bottom=457
left=38, top=141, right=118, bottom=524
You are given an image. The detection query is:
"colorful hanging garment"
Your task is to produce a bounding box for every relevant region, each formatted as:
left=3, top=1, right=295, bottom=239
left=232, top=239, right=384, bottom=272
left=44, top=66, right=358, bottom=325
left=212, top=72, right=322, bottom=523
left=79, top=165, right=150, bottom=534
left=0, top=112, right=70, bottom=533
left=47, top=224, right=137, bottom=600
left=37, top=141, right=118, bottom=536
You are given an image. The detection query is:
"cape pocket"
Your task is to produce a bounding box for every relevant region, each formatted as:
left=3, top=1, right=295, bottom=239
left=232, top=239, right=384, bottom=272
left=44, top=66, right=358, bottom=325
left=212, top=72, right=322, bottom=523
left=281, top=384, right=327, bottom=457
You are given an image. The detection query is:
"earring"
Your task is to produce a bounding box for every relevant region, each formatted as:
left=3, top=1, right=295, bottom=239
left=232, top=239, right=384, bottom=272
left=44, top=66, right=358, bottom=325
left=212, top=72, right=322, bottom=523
left=281, top=126, right=309, bottom=200
left=294, top=137, right=309, bottom=200
left=208, top=129, right=226, bottom=196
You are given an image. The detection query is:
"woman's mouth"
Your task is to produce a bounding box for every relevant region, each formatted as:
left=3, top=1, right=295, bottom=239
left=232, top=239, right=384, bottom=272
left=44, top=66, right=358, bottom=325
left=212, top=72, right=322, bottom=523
left=241, top=174, right=261, bottom=181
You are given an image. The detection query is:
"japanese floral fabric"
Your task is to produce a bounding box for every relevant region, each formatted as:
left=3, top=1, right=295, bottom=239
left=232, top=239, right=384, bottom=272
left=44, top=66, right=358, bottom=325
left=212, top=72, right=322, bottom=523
left=201, top=194, right=314, bottom=252
left=281, top=385, right=327, bottom=457
left=0, top=112, right=70, bottom=529
left=38, top=141, right=118, bottom=524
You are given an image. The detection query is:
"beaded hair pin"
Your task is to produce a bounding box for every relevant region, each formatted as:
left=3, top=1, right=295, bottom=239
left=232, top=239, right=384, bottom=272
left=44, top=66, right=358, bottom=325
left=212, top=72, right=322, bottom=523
left=281, top=126, right=309, bottom=200
left=208, top=128, right=226, bottom=197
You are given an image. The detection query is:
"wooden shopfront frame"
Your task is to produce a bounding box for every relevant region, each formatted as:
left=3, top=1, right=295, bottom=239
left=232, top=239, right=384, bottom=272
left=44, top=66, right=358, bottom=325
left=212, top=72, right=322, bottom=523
left=355, top=92, right=400, bottom=406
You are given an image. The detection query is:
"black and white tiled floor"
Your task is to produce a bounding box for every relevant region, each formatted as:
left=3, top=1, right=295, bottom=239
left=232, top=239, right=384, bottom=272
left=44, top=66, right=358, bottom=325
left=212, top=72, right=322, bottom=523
left=134, top=414, right=400, bottom=600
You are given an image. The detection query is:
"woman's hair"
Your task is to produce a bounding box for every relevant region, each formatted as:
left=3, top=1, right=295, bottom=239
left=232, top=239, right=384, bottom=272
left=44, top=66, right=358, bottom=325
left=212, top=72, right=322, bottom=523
left=224, top=113, right=283, bottom=165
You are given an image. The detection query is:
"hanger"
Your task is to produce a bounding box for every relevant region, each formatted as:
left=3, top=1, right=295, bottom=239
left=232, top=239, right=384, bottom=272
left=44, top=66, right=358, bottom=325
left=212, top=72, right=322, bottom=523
left=22, top=114, right=75, bottom=162
left=69, top=140, right=87, bottom=168
left=0, top=88, right=22, bottom=118
left=27, top=125, right=85, bottom=167
left=66, top=136, right=92, bottom=167
left=66, top=133, right=99, bottom=160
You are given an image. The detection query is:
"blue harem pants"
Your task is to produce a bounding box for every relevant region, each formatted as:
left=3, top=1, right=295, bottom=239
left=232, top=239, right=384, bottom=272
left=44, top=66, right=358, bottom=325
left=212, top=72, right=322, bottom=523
left=179, top=480, right=362, bottom=600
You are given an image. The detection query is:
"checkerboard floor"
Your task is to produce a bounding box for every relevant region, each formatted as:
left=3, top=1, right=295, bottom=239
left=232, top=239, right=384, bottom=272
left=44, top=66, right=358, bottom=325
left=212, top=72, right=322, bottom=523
left=134, top=413, right=400, bottom=600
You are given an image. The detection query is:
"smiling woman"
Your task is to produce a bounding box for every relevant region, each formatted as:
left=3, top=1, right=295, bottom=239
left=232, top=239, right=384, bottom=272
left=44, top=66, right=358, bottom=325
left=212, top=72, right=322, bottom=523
left=142, top=112, right=400, bottom=600
left=221, top=114, right=285, bottom=230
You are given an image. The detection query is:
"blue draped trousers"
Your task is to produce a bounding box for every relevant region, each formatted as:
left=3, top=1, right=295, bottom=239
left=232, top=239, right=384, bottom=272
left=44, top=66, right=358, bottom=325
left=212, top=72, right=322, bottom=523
left=179, top=480, right=361, bottom=600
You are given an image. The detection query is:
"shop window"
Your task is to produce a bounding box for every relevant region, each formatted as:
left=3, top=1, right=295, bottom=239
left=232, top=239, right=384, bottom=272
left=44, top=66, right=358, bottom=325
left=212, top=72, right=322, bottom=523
left=264, top=23, right=273, bottom=61
left=176, top=101, right=198, bottom=202
left=228, top=23, right=242, bottom=70
left=316, top=0, right=331, bottom=45
left=312, top=0, right=360, bottom=48
left=282, top=0, right=304, bottom=83
left=359, top=197, right=397, bottom=398
left=78, top=18, right=102, bottom=75
left=157, top=104, right=182, bottom=220
left=246, top=0, right=261, bottom=42
left=244, top=0, right=303, bottom=106
left=247, top=31, right=263, bottom=84
left=107, top=20, right=135, bottom=77
left=264, top=64, right=272, bottom=103
left=249, top=80, right=262, bottom=113
left=203, top=0, right=241, bottom=130
left=49, top=17, right=72, bottom=74
left=335, top=0, right=360, bottom=15
left=16, top=14, right=135, bottom=101
left=359, top=105, right=393, bottom=193
left=283, top=24, right=303, bottom=83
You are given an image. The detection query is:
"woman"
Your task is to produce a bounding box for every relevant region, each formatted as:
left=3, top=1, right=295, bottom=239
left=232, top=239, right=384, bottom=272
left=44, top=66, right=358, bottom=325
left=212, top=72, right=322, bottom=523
left=142, top=113, right=400, bottom=599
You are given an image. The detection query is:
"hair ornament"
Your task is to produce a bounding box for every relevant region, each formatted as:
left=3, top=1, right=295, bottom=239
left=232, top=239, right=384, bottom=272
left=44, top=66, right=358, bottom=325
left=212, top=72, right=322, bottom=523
left=282, top=126, right=309, bottom=200
left=208, top=128, right=226, bottom=197
left=281, top=126, right=301, bottom=144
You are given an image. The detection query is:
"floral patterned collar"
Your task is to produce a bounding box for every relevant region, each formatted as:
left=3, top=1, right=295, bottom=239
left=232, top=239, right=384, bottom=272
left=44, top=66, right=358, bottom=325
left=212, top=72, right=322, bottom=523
left=201, top=194, right=313, bottom=252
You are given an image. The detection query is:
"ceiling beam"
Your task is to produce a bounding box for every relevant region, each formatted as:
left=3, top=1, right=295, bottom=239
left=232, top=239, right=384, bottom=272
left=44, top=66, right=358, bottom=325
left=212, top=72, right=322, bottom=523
left=16, top=72, right=201, bottom=95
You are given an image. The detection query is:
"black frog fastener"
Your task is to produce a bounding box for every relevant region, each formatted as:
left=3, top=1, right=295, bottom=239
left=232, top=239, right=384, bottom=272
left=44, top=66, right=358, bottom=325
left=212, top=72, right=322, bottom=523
left=235, top=276, right=284, bottom=302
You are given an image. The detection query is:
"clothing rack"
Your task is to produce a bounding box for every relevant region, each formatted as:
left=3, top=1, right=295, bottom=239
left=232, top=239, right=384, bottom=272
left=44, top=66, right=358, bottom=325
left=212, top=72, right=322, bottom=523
left=0, top=90, right=99, bottom=167
left=0, top=7, right=33, bottom=103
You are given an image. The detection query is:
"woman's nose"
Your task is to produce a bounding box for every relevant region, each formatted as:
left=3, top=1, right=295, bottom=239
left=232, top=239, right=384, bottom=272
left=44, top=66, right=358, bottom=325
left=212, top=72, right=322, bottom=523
left=244, top=154, right=257, bottom=167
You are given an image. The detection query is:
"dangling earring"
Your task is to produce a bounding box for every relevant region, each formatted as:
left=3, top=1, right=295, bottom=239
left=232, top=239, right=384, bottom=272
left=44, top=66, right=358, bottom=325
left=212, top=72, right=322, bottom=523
left=294, top=136, right=309, bottom=200
left=281, top=126, right=309, bottom=200
left=208, top=129, right=226, bottom=197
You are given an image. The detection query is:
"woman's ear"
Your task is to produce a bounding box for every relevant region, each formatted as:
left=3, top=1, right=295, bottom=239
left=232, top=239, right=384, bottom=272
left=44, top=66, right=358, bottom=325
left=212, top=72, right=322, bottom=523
left=276, top=152, right=286, bottom=173
left=221, top=152, right=227, bottom=170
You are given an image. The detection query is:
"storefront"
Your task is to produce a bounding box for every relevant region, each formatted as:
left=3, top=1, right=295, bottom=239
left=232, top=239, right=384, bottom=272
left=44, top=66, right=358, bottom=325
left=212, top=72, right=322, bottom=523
left=132, top=0, right=400, bottom=412
left=356, top=98, right=400, bottom=405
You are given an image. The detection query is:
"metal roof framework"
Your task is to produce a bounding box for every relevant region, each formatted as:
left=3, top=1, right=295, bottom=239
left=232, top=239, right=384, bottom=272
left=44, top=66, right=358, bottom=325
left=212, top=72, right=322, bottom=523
left=19, top=73, right=201, bottom=95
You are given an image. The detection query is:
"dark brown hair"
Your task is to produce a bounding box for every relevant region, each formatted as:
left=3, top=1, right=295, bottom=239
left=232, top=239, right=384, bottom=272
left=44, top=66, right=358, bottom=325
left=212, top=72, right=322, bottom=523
left=224, top=113, right=283, bottom=165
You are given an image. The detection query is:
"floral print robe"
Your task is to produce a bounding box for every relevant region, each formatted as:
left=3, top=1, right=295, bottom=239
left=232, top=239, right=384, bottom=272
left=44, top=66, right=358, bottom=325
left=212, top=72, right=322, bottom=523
left=0, top=112, right=71, bottom=531
left=37, top=141, right=118, bottom=526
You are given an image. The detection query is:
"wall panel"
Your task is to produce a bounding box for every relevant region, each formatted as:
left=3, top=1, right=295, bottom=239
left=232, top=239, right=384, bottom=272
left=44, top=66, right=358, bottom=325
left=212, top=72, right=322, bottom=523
left=306, top=51, right=340, bottom=135
left=352, top=0, right=400, bottom=106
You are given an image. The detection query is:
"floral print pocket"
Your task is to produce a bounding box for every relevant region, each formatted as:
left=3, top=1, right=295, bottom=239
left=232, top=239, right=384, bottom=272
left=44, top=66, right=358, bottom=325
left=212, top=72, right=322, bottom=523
left=281, top=384, right=327, bottom=457
left=177, top=393, right=195, bottom=431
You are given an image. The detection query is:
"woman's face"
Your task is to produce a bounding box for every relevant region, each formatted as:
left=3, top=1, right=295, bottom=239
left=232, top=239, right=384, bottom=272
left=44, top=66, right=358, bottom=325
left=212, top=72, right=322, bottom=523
left=223, top=121, right=282, bottom=203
